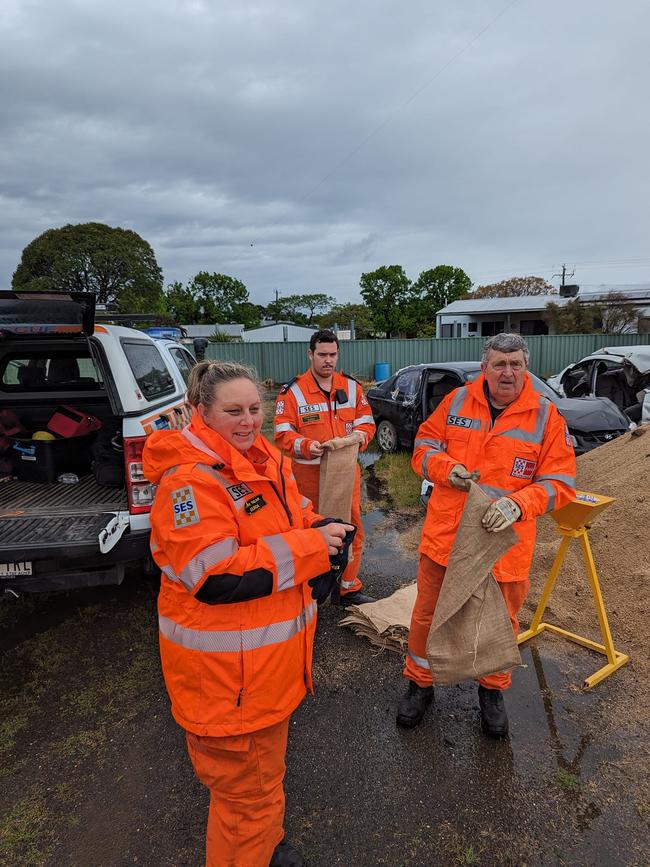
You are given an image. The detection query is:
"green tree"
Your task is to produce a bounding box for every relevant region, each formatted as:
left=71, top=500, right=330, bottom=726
left=319, top=302, right=375, bottom=338
left=597, top=292, right=641, bottom=334
left=473, top=276, right=555, bottom=298
left=409, top=265, right=472, bottom=334
left=165, top=281, right=201, bottom=323
left=359, top=265, right=413, bottom=337
left=12, top=222, right=165, bottom=313
left=188, top=272, right=252, bottom=324
left=264, top=293, right=335, bottom=326
left=544, top=299, right=600, bottom=334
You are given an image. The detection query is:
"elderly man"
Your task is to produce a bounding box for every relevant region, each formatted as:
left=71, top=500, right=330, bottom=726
left=398, top=333, right=576, bottom=736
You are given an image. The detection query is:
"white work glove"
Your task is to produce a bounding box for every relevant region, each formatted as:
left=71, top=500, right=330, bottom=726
left=448, top=464, right=480, bottom=492
left=482, top=497, right=522, bottom=533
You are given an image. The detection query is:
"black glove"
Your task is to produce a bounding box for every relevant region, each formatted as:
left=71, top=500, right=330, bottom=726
left=308, top=518, right=357, bottom=604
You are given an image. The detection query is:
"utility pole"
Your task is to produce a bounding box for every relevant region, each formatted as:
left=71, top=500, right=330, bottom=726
left=553, top=264, right=575, bottom=287
left=274, top=289, right=280, bottom=324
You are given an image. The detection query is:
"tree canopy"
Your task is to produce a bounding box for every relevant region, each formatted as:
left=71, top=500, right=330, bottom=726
left=473, top=276, right=555, bottom=298
left=12, top=222, right=165, bottom=313
left=265, top=293, right=335, bottom=326
left=359, top=265, right=414, bottom=337
left=318, top=302, right=375, bottom=338
left=543, top=300, right=600, bottom=334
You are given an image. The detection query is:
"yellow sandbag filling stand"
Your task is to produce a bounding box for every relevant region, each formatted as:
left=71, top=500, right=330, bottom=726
left=517, top=491, right=629, bottom=689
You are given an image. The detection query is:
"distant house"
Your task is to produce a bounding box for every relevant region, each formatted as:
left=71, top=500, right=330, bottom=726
left=182, top=323, right=245, bottom=340
left=242, top=322, right=318, bottom=342
left=436, top=284, right=650, bottom=337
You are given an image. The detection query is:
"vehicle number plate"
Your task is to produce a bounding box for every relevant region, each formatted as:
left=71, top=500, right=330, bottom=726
left=0, top=561, right=33, bottom=579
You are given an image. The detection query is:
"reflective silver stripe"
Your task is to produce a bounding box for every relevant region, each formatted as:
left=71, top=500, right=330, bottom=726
left=300, top=496, right=311, bottom=509
left=495, top=397, right=551, bottom=445
left=340, top=577, right=356, bottom=589
left=421, top=449, right=438, bottom=481
left=332, top=378, right=357, bottom=410
left=478, top=483, right=513, bottom=499
left=162, top=466, right=179, bottom=479
left=289, top=382, right=308, bottom=407
left=177, top=538, right=239, bottom=590
left=159, top=601, right=318, bottom=653
left=195, top=464, right=246, bottom=511
left=407, top=649, right=430, bottom=670
left=415, top=437, right=445, bottom=452
left=448, top=387, right=467, bottom=417
left=353, top=415, right=374, bottom=427
left=275, top=422, right=296, bottom=433
left=538, top=480, right=557, bottom=512
left=294, top=438, right=305, bottom=457
left=161, top=564, right=179, bottom=583
left=181, top=426, right=225, bottom=462
left=533, top=473, right=576, bottom=487
left=263, top=534, right=295, bottom=590
left=294, top=456, right=321, bottom=465
left=150, top=539, right=160, bottom=553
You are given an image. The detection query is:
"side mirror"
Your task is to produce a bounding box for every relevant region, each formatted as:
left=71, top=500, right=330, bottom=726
left=193, top=338, right=209, bottom=361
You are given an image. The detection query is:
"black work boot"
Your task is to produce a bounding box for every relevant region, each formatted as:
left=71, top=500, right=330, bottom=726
left=336, top=589, right=376, bottom=606
left=478, top=685, right=509, bottom=738
left=396, top=680, right=435, bottom=728
left=269, top=839, right=306, bottom=867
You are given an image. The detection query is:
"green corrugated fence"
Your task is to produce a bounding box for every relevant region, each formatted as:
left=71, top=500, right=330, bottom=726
left=205, top=333, right=650, bottom=383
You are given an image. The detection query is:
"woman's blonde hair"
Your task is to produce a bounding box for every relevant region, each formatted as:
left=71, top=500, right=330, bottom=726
left=186, top=360, right=259, bottom=409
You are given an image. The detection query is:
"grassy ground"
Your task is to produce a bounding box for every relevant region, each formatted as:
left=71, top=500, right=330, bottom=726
left=371, top=450, right=422, bottom=510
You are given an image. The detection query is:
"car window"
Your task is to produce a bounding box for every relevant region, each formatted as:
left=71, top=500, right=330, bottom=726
left=562, top=361, right=594, bottom=398
left=122, top=340, right=175, bottom=400
left=1, top=351, right=102, bottom=391
left=168, top=347, right=196, bottom=385
left=391, top=369, right=421, bottom=403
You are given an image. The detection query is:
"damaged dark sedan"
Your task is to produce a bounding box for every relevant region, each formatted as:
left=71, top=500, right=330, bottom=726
left=367, top=362, right=631, bottom=456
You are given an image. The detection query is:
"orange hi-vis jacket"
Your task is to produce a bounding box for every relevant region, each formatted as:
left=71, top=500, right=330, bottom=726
left=412, top=372, right=576, bottom=583
left=273, top=369, right=376, bottom=465
left=143, top=414, right=332, bottom=738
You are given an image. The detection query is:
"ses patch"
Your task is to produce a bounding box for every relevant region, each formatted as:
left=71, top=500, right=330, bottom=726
left=276, top=400, right=285, bottom=415
left=511, top=457, right=536, bottom=479
left=447, top=414, right=474, bottom=429
left=226, top=483, right=253, bottom=501
left=299, top=403, right=322, bottom=414
left=171, top=486, right=200, bottom=528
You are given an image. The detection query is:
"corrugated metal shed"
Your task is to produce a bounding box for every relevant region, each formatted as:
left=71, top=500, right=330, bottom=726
left=242, top=323, right=318, bottom=342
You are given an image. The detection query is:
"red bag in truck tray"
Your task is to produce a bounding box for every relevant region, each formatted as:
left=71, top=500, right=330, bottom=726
left=47, top=405, right=102, bottom=438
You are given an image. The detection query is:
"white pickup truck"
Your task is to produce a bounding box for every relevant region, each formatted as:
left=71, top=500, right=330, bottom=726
left=0, top=290, right=197, bottom=593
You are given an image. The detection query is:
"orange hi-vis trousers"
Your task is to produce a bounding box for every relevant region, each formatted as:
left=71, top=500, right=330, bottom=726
left=186, top=716, right=290, bottom=867
left=292, top=462, right=364, bottom=594
left=404, top=555, right=530, bottom=691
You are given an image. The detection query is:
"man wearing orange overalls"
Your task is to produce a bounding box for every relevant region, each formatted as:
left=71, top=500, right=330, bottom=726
left=274, top=329, right=376, bottom=605
left=399, top=333, right=576, bottom=737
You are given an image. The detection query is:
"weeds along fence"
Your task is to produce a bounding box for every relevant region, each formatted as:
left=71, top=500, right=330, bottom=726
left=204, top=333, right=650, bottom=383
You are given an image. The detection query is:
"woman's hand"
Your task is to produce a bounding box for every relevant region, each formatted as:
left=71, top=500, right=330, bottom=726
left=314, top=521, right=355, bottom=556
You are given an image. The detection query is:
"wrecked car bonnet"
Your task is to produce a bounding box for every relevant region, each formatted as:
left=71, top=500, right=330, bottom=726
left=554, top=396, right=629, bottom=432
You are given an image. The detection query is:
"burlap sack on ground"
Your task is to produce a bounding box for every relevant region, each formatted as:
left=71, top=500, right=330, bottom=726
left=426, top=482, right=522, bottom=685
left=318, top=437, right=359, bottom=521
left=338, top=583, right=417, bottom=653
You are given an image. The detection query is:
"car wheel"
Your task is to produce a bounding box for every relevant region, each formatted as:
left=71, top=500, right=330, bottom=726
left=376, top=419, right=398, bottom=453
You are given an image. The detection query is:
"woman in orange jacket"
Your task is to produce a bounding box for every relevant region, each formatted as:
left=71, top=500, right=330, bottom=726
left=143, top=360, right=353, bottom=867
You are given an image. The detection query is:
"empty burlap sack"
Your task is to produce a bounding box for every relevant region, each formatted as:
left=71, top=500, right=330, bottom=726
left=339, top=582, right=417, bottom=653
left=426, top=483, right=522, bottom=685
left=318, top=437, right=359, bottom=522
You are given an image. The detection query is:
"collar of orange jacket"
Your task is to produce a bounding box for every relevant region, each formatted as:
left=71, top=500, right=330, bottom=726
left=466, top=371, right=541, bottom=413
left=143, top=411, right=278, bottom=485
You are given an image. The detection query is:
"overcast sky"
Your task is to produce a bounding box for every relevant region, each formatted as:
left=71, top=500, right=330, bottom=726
left=2, top=0, right=649, bottom=306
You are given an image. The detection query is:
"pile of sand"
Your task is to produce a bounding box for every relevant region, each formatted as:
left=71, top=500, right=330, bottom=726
left=527, top=425, right=650, bottom=653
